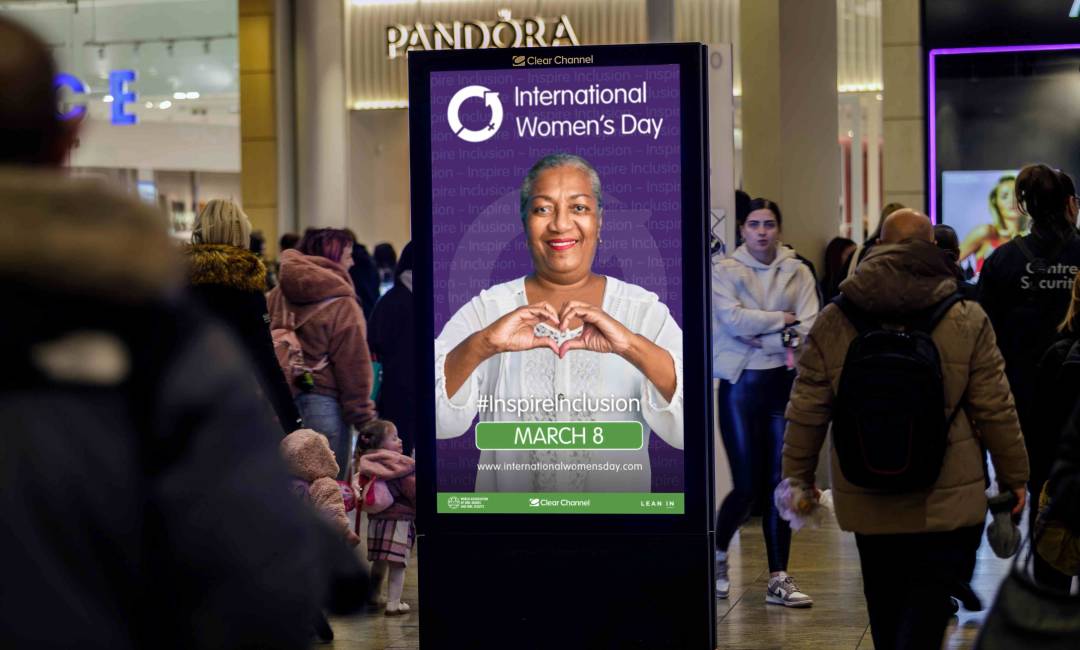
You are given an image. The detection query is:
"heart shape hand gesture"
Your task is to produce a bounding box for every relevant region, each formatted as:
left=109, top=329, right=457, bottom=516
left=552, top=300, right=634, bottom=358
left=480, top=301, right=633, bottom=359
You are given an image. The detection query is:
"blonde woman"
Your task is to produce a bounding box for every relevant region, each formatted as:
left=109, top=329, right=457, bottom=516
left=185, top=199, right=301, bottom=433
left=958, top=175, right=1023, bottom=274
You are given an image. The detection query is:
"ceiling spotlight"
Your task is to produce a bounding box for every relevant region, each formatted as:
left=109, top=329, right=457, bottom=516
left=186, top=91, right=200, bottom=99
left=173, top=91, right=186, bottom=100
left=103, top=95, right=114, bottom=103
left=158, top=100, right=172, bottom=110
left=145, top=101, right=154, bottom=109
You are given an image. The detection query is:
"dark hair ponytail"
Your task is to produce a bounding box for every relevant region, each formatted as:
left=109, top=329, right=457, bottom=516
left=1016, top=164, right=1070, bottom=237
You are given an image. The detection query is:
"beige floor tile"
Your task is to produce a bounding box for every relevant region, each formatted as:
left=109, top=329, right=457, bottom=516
left=330, top=515, right=1010, bottom=648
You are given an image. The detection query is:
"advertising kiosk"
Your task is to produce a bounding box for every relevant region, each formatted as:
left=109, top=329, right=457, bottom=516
left=409, top=43, right=714, bottom=648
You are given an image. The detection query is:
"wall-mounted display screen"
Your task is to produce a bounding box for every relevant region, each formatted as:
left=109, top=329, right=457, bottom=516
left=930, top=44, right=1080, bottom=261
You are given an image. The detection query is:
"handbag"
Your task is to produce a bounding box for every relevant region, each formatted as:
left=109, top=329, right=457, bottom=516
left=1036, top=483, right=1080, bottom=576
left=354, top=473, right=393, bottom=515
left=337, top=480, right=356, bottom=513
left=974, top=537, right=1080, bottom=649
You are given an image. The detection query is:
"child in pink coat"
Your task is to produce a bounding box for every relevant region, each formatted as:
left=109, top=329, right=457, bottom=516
left=353, top=419, right=416, bottom=616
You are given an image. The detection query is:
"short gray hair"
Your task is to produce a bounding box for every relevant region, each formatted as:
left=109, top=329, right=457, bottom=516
left=519, top=153, right=603, bottom=221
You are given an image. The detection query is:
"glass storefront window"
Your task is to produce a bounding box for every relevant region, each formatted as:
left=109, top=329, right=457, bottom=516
left=1, top=0, right=241, bottom=240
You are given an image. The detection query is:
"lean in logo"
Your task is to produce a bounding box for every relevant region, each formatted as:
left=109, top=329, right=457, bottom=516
left=447, top=85, right=504, bottom=143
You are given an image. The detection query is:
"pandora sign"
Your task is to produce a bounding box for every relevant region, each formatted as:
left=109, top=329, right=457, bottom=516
left=386, top=11, right=580, bottom=60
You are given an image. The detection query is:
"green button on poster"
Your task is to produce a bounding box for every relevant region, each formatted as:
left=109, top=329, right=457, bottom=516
left=474, top=421, right=644, bottom=450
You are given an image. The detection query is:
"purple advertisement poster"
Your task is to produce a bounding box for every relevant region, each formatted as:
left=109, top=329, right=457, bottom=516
left=430, top=63, right=685, bottom=514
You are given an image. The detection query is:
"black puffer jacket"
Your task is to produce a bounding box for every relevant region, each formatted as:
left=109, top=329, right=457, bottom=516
left=0, top=171, right=364, bottom=649
left=185, top=243, right=301, bottom=433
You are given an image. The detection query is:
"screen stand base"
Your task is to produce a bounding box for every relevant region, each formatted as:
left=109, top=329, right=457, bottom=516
left=418, top=532, right=716, bottom=649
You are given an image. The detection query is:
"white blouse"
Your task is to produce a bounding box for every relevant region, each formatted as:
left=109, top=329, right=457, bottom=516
left=435, top=276, right=684, bottom=492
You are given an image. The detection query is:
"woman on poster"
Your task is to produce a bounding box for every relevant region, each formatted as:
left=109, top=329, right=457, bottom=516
left=958, top=174, right=1023, bottom=275
left=435, top=153, right=683, bottom=493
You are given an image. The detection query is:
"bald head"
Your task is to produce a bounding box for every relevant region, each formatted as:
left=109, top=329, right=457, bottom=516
left=880, top=209, right=934, bottom=244
left=0, top=15, right=70, bottom=166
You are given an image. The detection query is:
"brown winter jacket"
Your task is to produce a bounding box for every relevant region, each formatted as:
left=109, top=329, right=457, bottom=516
left=267, top=249, right=374, bottom=426
left=783, top=239, right=1029, bottom=535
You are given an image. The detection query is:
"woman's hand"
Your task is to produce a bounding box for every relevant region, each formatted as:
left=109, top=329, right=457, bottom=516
left=556, top=300, right=677, bottom=402
left=443, top=302, right=560, bottom=398
left=479, top=302, right=561, bottom=356
left=556, top=301, right=634, bottom=357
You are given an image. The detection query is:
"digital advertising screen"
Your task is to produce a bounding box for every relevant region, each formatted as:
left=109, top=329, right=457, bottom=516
left=411, top=46, right=708, bottom=519
left=930, top=44, right=1080, bottom=241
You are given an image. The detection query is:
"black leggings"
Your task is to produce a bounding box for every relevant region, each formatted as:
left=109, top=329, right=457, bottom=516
left=715, top=367, right=795, bottom=573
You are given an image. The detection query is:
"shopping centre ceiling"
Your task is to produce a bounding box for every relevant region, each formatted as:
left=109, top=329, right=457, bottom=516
left=0, top=0, right=239, bottom=125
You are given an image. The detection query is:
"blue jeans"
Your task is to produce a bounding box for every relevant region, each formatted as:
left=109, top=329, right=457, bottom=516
left=295, top=393, right=353, bottom=480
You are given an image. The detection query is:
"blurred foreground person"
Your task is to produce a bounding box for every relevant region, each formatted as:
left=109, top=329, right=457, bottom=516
left=0, top=16, right=364, bottom=649
left=784, top=210, right=1028, bottom=650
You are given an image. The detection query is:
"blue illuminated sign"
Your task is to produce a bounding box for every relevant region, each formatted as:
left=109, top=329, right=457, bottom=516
left=53, top=73, right=88, bottom=120
left=54, top=69, right=138, bottom=125
left=108, top=70, right=137, bottom=125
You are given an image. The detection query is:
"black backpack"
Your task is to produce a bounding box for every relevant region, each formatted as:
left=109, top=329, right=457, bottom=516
left=832, top=292, right=965, bottom=492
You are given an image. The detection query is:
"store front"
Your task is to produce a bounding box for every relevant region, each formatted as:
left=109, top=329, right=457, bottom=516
left=3, top=0, right=242, bottom=242
left=337, top=0, right=885, bottom=253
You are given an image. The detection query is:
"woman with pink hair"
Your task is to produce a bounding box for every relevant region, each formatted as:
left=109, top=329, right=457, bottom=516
left=268, top=228, right=375, bottom=480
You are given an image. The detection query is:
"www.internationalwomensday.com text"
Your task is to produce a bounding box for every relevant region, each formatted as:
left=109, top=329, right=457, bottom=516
left=476, top=462, right=644, bottom=473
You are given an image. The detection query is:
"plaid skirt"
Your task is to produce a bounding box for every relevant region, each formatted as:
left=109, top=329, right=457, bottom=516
left=367, top=518, right=415, bottom=565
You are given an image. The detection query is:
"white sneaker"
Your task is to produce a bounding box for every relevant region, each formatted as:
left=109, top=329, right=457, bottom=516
left=766, top=574, right=813, bottom=608
left=715, top=551, right=730, bottom=599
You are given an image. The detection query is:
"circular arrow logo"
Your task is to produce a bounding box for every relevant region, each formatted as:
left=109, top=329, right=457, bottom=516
left=447, top=85, right=503, bottom=143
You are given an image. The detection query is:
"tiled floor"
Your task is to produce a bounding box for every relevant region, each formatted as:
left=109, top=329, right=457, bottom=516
left=329, top=515, right=1018, bottom=649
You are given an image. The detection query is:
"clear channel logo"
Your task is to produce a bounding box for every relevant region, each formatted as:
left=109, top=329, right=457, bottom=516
left=447, top=85, right=504, bottom=143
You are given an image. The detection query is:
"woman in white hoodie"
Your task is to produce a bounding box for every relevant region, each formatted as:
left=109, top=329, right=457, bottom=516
left=712, top=198, right=820, bottom=607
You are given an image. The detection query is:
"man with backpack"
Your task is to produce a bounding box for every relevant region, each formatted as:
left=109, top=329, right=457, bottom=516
left=782, top=209, right=1029, bottom=650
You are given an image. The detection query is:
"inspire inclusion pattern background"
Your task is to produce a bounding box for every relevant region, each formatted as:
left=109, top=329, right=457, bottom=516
left=430, top=64, right=684, bottom=493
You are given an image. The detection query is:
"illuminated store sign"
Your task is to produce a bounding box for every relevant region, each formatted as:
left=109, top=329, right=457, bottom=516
left=386, top=11, right=579, bottom=59
left=54, top=69, right=138, bottom=125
